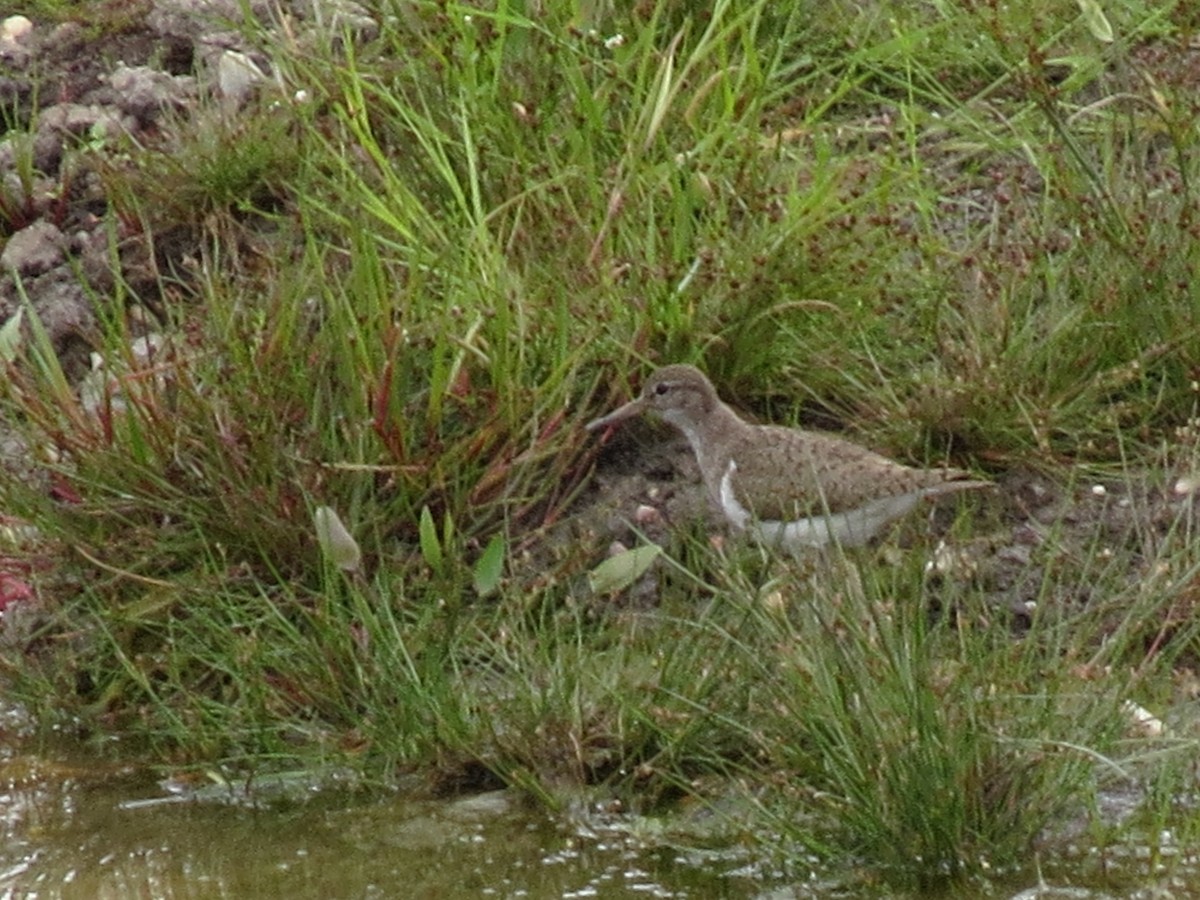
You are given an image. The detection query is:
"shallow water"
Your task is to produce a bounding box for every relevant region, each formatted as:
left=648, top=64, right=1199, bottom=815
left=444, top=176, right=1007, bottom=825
left=0, top=742, right=779, bottom=899
left=2, top=738, right=1197, bottom=899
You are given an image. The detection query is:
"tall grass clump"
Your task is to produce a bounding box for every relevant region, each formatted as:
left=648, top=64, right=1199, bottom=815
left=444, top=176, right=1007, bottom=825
left=666, top=523, right=1200, bottom=887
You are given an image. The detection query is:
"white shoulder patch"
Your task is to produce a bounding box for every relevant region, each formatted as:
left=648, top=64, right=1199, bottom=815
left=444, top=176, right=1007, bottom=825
left=718, top=459, right=751, bottom=529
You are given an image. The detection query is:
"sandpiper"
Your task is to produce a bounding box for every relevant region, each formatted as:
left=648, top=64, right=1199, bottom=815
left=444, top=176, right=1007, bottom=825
left=586, top=364, right=989, bottom=550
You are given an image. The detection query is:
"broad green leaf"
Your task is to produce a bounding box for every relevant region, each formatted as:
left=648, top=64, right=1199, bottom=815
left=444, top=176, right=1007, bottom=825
left=418, top=505, right=443, bottom=572
left=0, top=307, right=23, bottom=363
left=472, top=533, right=505, bottom=597
left=588, top=544, right=662, bottom=595
left=313, top=505, right=362, bottom=573
left=1076, top=0, right=1113, bottom=43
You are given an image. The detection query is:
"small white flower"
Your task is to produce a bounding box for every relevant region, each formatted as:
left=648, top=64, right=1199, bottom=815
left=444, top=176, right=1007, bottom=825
left=604, top=33, right=625, bottom=50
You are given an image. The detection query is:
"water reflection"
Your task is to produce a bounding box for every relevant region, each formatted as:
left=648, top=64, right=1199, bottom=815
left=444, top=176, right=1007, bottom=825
left=0, top=746, right=762, bottom=899
left=2, top=742, right=1196, bottom=898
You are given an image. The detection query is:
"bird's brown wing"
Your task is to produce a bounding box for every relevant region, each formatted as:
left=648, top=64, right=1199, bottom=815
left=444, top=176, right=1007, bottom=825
left=726, top=427, right=972, bottom=521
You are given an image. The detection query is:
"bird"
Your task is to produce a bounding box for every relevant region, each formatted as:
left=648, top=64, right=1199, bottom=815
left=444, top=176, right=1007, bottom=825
left=586, top=364, right=990, bottom=550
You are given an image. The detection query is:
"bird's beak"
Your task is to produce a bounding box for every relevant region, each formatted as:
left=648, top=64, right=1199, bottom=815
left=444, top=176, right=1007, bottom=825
left=585, top=396, right=647, bottom=432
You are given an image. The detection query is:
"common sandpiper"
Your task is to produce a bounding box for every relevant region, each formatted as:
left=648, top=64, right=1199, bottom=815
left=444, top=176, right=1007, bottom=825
left=586, top=364, right=989, bottom=550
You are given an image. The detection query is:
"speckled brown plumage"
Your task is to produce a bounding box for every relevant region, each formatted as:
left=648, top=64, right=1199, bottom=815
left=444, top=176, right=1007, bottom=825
left=587, top=364, right=989, bottom=548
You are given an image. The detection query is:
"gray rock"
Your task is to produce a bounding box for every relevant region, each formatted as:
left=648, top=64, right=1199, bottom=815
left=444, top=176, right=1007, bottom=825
left=107, top=63, right=197, bottom=123
left=22, top=270, right=96, bottom=375
left=33, top=103, right=136, bottom=172
left=1, top=221, right=66, bottom=276
left=1, top=135, right=72, bottom=217
left=73, top=224, right=115, bottom=291
left=37, top=102, right=133, bottom=139
left=215, top=49, right=266, bottom=104
left=149, top=0, right=272, bottom=40
left=294, top=0, right=379, bottom=42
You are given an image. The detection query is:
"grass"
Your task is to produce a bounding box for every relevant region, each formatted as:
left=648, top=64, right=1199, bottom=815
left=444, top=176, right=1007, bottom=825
left=3, top=0, right=1200, bottom=889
